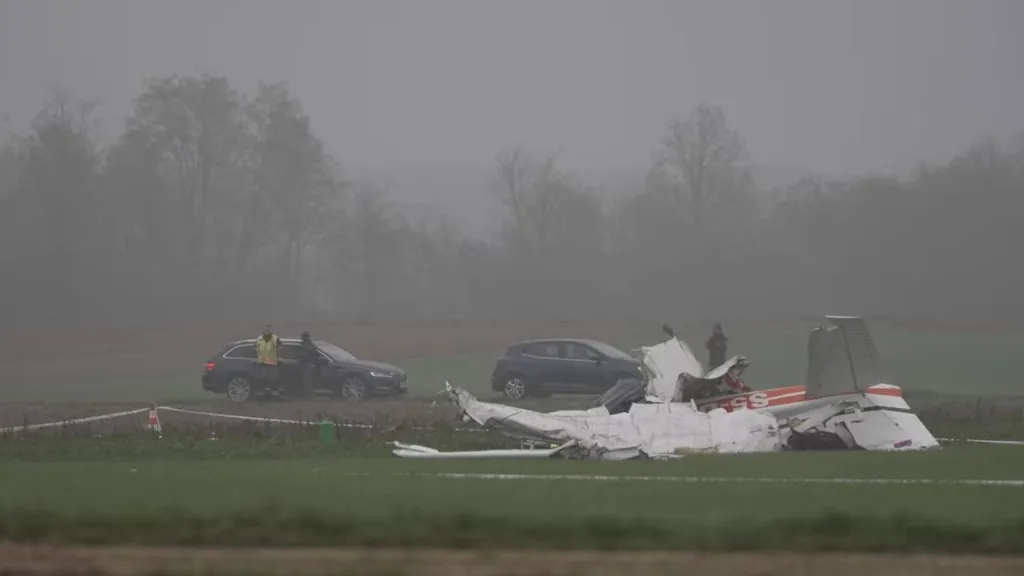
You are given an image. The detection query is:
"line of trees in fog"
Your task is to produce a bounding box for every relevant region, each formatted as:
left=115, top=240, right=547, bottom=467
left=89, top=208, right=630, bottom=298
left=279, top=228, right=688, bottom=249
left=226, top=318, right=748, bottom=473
left=1, top=74, right=1022, bottom=327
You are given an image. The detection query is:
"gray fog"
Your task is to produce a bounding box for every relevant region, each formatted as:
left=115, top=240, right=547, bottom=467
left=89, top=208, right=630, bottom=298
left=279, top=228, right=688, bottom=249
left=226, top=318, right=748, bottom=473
left=1, top=0, right=1022, bottom=330
left=4, top=0, right=1023, bottom=175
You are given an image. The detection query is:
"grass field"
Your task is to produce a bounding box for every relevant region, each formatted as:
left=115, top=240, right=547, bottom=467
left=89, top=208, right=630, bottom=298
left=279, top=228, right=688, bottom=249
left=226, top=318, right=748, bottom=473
left=1, top=318, right=1023, bottom=568
left=0, top=446, right=1022, bottom=553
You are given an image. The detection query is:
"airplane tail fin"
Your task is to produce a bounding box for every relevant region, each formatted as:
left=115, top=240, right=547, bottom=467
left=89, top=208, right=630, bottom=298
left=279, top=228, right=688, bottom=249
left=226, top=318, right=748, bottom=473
left=804, top=316, right=889, bottom=400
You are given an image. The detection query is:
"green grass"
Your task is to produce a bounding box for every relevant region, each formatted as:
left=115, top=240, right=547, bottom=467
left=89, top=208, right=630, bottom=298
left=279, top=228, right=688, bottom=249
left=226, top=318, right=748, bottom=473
left=0, top=446, right=1022, bottom=551
left=1, top=439, right=1020, bottom=476
left=399, top=354, right=497, bottom=397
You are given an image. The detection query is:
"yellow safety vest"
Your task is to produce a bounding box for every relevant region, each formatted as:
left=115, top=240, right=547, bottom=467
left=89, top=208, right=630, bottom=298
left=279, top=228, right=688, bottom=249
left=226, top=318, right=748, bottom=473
left=255, top=335, right=280, bottom=365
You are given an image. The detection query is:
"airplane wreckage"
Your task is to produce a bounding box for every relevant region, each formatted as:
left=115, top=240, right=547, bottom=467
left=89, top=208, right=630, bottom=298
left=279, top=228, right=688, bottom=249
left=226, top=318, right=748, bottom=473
left=393, top=316, right=940, bottom=460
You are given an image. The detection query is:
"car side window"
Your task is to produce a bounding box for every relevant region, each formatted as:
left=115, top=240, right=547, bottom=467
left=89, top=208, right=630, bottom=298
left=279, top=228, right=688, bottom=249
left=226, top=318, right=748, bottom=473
left=563, top=343, right=600, bottom=360
left=278, top=344, right=300, bottom=361
left=523, top=343, right=559, bottom=358
left=224, top=344, right=257, bottom=359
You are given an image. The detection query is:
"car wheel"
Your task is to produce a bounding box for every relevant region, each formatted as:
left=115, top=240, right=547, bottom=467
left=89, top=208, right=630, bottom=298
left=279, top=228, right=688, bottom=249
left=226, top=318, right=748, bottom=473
left=340, top=376, right=367, bottom=402
left=226, top=376, right=252, bottom=403
left=503, top=376, right=528, bottom=400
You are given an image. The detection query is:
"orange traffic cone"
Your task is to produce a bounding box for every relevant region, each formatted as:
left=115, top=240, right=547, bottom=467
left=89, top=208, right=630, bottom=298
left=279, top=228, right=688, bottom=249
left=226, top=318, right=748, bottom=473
left=146, top=405, right=162, bottom=434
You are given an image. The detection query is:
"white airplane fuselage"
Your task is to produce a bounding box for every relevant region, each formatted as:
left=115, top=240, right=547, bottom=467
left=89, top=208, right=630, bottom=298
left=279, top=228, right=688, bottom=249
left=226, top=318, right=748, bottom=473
left=692, top=383, right=907, bottom=420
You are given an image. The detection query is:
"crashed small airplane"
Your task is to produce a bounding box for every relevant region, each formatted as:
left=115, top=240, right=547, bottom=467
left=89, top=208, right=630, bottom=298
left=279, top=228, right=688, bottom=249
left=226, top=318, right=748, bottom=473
left=393, top=316, right=940, bottom=460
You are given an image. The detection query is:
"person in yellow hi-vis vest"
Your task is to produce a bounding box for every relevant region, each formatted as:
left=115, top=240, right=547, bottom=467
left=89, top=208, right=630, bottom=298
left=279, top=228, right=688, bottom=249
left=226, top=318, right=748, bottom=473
left=255, top=324, right=281, bottom=390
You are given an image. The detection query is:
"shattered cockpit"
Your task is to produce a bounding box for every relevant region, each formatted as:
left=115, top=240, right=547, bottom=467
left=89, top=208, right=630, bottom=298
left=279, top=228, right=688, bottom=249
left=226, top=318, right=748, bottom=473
left=593, top=335, right=748, bottom=414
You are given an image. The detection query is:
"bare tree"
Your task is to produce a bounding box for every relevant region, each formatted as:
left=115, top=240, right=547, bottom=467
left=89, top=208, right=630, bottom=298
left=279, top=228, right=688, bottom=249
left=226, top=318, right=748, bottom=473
left=655, top=103, right=749, bottom=231
left=19, top=92, right=100, bottom=322
left=246, top=82, right=339, bottom=309
left=493, top=146, right=562, bottom=255
left=5, top=71, right=1024, bottom=329
left=130, top=74, right=247, bottom=292
left=101, top=120, right=175, bottom=316
left=494, top=146, right=531, bottom=255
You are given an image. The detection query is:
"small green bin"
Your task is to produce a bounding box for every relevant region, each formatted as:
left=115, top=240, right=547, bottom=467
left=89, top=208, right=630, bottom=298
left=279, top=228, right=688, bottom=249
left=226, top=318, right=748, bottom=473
left=319, top=420, right=336, bottom=445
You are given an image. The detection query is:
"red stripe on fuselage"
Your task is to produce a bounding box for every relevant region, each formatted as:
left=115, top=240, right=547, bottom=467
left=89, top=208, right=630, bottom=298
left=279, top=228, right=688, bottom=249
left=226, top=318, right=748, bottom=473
left=693, top=384, right=902, bottom=412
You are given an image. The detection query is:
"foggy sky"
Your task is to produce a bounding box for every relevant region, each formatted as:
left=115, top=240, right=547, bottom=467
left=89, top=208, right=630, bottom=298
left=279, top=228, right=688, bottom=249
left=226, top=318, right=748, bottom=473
left=2, top=0, right=1023, bottom=179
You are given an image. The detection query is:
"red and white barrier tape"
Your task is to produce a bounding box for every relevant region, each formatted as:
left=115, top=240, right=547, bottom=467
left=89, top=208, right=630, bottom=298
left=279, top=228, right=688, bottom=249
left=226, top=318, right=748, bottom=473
left=2, top=406, right=1021, bottom=446
left=937, top=437, right=1024, bottom=446
left=0, top=405, right=453, bottom=433
left=0, top=408, right=150, bottom=433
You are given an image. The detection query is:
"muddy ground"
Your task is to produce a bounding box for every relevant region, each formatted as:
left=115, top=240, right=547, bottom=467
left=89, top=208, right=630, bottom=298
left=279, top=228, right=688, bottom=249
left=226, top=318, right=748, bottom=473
left=1, top=321, right=644, bottom=406
left=1, top=389, right=1021, bottom=439
left=2, top=319, right=1018, bottom=435
left=0, top=398, right=464, bottom=432
left=0, top=546, right=1021, bottom=576
left=2, top=322, right=515, bottom=431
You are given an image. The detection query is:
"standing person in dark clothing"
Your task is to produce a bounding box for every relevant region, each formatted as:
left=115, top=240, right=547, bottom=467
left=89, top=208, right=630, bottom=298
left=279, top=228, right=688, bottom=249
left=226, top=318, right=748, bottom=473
left=705, top=323, right=728, bottom=371
left=298, top=331, right=318, bottom=399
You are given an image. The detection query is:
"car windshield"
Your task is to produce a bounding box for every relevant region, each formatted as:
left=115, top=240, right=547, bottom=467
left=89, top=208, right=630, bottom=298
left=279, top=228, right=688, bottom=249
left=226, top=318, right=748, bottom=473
left=587, top=341, right=634, bottom=360
left=314, top=340, right=358, bottom=362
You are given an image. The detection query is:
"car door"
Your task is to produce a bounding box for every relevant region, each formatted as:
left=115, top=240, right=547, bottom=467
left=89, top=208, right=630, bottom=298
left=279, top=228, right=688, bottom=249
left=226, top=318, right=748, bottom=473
left=310, top=348, right=333, bottom=394
left=520, top=341, right=565, bottom=392
left=276, top=343, right=302, bottom=392
left=560, top=342, right=608, bottom=393
left=221, top=343, right=258, bottom=369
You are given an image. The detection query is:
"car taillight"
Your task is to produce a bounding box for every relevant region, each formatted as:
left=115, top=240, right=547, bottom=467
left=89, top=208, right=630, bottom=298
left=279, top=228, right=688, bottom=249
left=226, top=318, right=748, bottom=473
left=204, top=362, right=216, bottom=372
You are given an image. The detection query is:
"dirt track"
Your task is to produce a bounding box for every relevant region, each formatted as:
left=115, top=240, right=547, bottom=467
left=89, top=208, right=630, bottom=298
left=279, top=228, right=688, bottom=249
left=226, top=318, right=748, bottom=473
left=1, top=546, right=1021, bottom=576
left=1, top=321, right=628, bottom=410
left=1, top=318, right=1015, bottom=433
left=0, top=322, right=515, bottom=430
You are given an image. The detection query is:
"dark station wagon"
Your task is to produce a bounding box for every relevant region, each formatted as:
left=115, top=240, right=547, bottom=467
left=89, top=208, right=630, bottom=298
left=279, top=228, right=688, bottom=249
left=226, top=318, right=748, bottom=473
left=202, top=338, right=408, bottom=402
